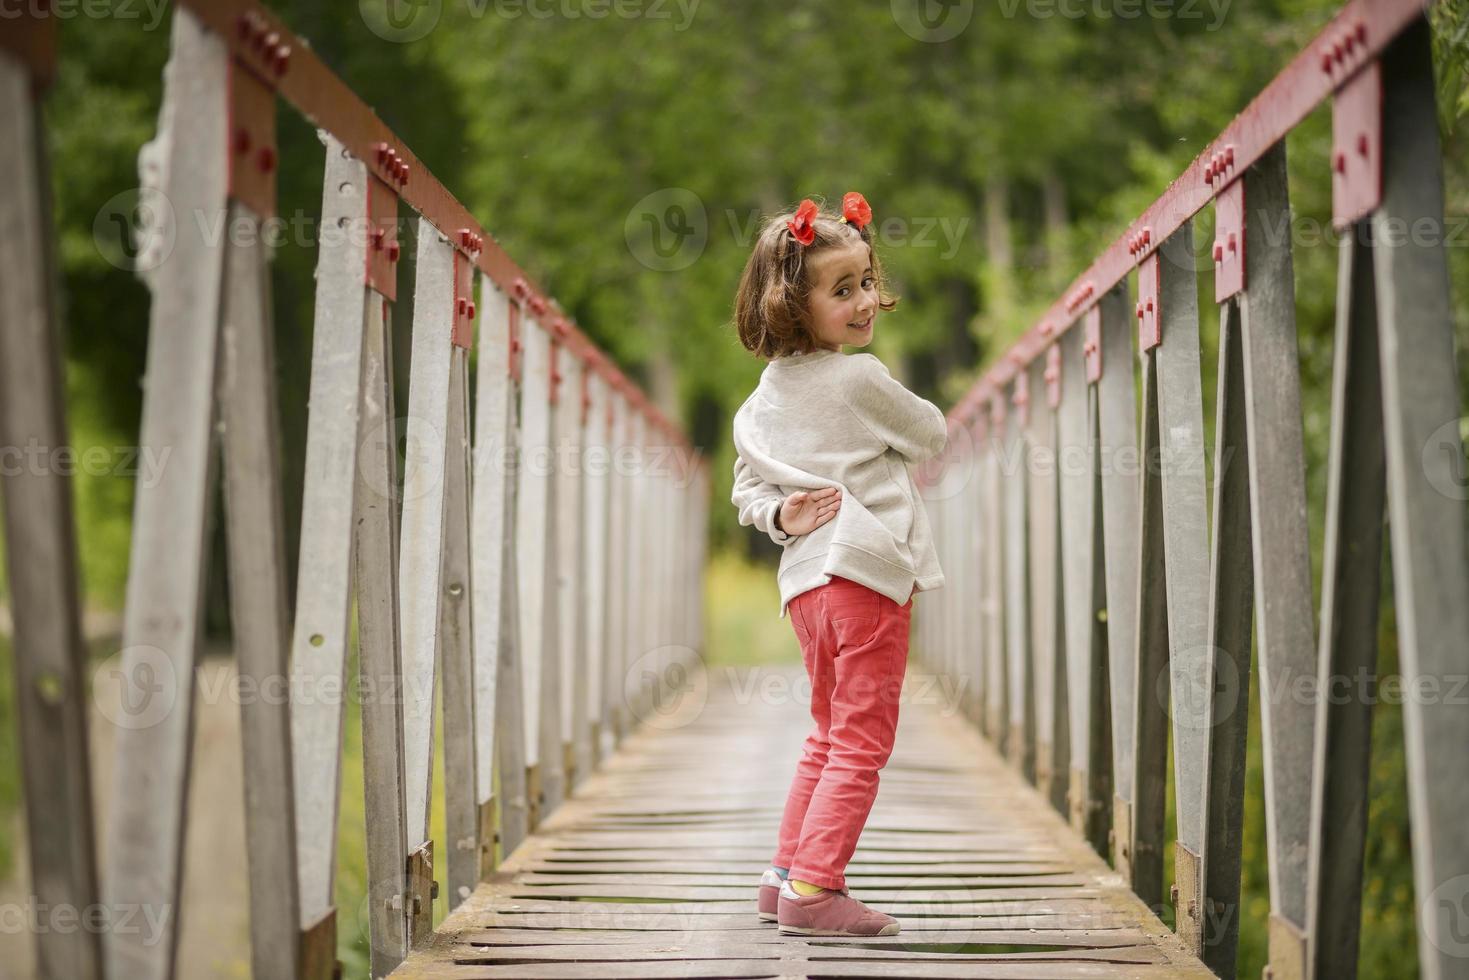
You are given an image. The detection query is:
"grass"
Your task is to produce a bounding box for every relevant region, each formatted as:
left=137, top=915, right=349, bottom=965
left=702, top=549, right=803, bottom=669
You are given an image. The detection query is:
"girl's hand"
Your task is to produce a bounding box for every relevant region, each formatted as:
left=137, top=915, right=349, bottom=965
left=779, top=487, right=841, bottom=536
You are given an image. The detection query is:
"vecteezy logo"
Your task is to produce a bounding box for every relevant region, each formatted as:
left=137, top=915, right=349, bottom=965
left=94, top=645, right=178, bottom=731
left=624, top=188, right=708, bottom=272
left=622, top=645, right=708, bottom=731
left=93, top=187, right=176, bottom=273
left=1424, top=873, right=1469, bottom=958
left=358, top=414, right=446, bottom=507
left=1422, top=417, right=1469, bottom=502
left=360, top=0, right=442, bottom=42
left=891, top=0, right=974, bottom=42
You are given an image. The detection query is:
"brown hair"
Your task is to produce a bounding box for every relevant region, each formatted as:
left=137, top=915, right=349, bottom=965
left=732, top=199, right=899, bottom=360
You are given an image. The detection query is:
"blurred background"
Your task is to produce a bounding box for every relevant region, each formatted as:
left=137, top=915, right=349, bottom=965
left=1, top=0, right=1468, bottom=976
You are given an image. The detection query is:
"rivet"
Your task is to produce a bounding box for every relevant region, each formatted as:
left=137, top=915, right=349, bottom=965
left=467, top=301, right=476, bottom=319
left=1357, top=133, right=1369, bottom=157
left=1227, top=233, right=1237, bottom=252
left=1213, top=243, right=1224, bottom=263
left=257, top=146, right=277, bottom=173
left=234, top=127, right=251, bottom=155
left=372, top=228, right=385, bottom=251
left=457, top=297, right=467, bottom=315
left=273, top=44, right=291, bottom=77
left=388, top=240, right=400, bottom=262
left=1334, top=150, right=1347, bottom=174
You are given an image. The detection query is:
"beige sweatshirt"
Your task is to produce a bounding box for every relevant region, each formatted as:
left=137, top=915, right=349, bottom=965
left=730, top=348, right=949, bottom=619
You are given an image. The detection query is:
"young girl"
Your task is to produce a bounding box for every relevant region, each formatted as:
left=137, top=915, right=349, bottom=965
left=729, top=194, right=948, bottom=937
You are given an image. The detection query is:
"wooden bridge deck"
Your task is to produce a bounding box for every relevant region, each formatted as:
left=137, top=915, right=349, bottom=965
left=392, top=663, right=1212, bottom=979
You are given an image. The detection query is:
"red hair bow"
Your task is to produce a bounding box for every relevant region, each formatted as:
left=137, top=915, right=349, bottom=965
left=842, top=191, right=872, bottom=231
left=787, top=199, right=818, bottom=246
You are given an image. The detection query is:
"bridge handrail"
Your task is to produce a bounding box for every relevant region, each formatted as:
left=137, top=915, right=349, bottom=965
left=917, top=3, right=1467, bottom=978
left=0, top=5, right=709, bottom=979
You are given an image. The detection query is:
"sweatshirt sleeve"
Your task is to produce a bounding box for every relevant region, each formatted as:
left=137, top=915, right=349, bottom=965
left=843, top=354, right=949, bottom=464
left=731, top=451, right=795, bottom=546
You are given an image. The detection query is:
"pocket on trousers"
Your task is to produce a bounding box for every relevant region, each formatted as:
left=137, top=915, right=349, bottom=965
left=827, top=585, right=883, bottom=648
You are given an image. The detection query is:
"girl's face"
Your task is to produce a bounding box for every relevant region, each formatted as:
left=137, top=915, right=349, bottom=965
left=805, top=242, right=877, bottom=352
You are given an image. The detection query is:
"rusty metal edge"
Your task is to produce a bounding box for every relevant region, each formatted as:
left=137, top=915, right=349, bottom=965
left=0, top=2, right=58, bottom=92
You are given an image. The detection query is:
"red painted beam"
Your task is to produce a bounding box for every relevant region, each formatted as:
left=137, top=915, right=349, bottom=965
left=956, top=0, right=1429, bottom=422
left=167, top=0, right=690, bottom=450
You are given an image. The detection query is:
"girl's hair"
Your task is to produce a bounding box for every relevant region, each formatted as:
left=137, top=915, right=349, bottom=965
left=732, top=200, right=899, bottom=360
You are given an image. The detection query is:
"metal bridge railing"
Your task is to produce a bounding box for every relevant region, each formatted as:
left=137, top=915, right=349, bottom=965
left=917, top=2, right=1466, bottom=978
left=0, top=4, right=709, bottom=979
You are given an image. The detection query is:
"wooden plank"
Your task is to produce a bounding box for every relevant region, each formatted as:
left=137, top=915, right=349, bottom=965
left=536, top=340, right=567, bottom=818
left=102, top=11, right=227, bottom=976
left=355, top=287, right=413, bottom=975
left=290, top=130, right=372, bottom=931
left=621, top=415, right=648, bottom=731
left=1198, top=298, right=1255, bottom=976
left=443, top=347, right=480, bottom=909
left=603, top=396, right=629, bottom=746
left=517, top=317, right=553, bottom=796
left=494, top=359, right=532, bottom=857
left=580, top=370, right=612, bottom=776
left=982, top=425, right=1009, bottom=744
left=1092, top=284, right=1139, bottom=829
left=1152, top=219, right=1213, bottom=868
left=1369, top=22, right=1469, bottom=980
left=400, top=218, right=456, bottom=853
left=470, top=286, right=527, bottom=858
left=1057, top=325, right=1111, bottom=852
left=0, top=50, right=102, bottom=980
left=1001, top=401, right=1034, bottom=780
left=1025, top=358, right=1066, bottom=811
left=555, top=352, right=587, bottom=791
left=1236, top=142, right=1317, bottom=949
left=1303, top=228, right=1384, bottom=980
left=1130, top=354, right=1169, bottom=907
left=216, top=199, right=301, bottom=980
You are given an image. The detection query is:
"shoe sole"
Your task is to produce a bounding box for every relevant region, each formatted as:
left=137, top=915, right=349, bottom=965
left=757, top=911, right=777, bottom=922
left=777, top=923, right=900, bottom=937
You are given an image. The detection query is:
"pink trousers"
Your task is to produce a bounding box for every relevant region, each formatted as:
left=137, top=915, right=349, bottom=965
left=772, top=575, right=913, bottom=891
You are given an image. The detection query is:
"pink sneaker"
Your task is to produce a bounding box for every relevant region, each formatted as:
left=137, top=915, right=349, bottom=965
left=776, top=879, right=901, bottom=936
left=757, top=869, right=782, bottom=922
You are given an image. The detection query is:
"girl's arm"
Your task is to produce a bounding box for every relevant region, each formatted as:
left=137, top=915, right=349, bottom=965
left=842, top=354, right=948, bottom=464
left=731, top=452, right=795, bottom=546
